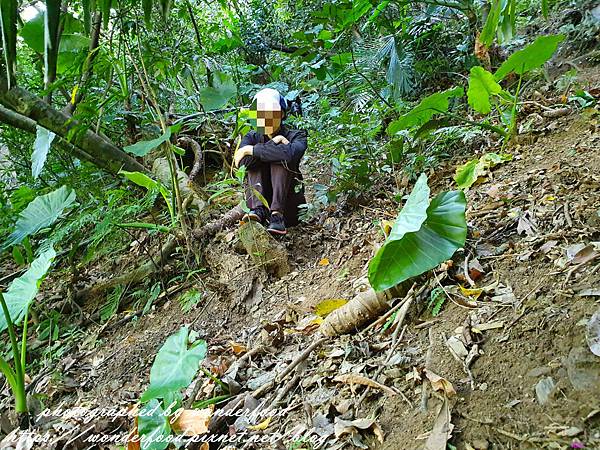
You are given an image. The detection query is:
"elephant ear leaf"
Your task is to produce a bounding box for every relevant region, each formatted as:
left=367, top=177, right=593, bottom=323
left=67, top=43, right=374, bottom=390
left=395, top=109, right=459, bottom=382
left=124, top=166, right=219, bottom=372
left=494, top=34, right=564, bottom=81
left=468, top=66, right=502, bottom=114
left=32, top=126, right=56, bottom=180
left=0, top=247, right=56, bottom=333
left=137, top=399, right=170, bottom=450
left=140, top=327, right=207, bottom=402
left=368, top=174, right=467, bottom=292
left=2, top=186, right=76, bottom=250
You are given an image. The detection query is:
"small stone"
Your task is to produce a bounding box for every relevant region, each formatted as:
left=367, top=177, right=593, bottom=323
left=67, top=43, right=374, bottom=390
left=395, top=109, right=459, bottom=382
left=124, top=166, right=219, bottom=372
left=535, top=377, right=555, bottom=405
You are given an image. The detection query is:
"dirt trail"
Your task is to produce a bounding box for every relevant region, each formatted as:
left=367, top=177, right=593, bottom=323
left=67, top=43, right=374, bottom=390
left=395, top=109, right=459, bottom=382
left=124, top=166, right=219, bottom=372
left=10, top=70, right=600, bottom=450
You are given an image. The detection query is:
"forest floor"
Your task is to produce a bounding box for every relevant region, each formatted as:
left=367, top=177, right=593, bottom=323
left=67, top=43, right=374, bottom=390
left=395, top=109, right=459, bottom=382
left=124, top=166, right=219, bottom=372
left=1, top=69, right=600, bottom=450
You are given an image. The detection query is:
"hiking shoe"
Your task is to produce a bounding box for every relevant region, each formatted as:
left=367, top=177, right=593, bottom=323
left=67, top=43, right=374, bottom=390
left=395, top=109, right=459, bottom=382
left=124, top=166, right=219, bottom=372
left=242, top=206, right=269, bottom=225
left=267, top=212, right=287, bottom=235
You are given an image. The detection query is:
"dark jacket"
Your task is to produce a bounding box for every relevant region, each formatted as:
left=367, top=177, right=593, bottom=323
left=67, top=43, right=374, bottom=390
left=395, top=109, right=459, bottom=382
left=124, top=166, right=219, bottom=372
left=240, top=126, right=307, bottom=171
left=239, top=126, right=307, bottom=225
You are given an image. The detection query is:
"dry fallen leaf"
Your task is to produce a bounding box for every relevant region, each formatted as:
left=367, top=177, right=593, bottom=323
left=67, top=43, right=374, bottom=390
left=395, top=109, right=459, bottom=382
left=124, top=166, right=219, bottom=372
left=334, top=417, right=377, bottom=438
left=315, top=299, right=348, bottom=317
left=424, top=370, right=456, bottom=396
left=247, top=416, right=272, bottom=431
left=230, top=341, right=247, bottom=355
left=572, top=244, right=600, bottom=265
left=127, top=417, right=141, bottom=450
left=334, top=373, right=397, bottom=396
left=171, top=408, right=212, bottom=436
left=459, top=285, right=483, bottom=300
left=424, top=396, right=453, bottom=450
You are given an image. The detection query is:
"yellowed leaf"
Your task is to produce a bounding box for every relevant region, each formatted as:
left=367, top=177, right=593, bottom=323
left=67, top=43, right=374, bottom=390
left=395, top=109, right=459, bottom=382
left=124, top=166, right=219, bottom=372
left=334, top=374, right=397, bottom=396
left=380, top=220, right=395, bottom=237
left=230, top=341, right=247, bottom=355
left=314, top=299, right=348, bottom=317
left=318, top=257, right=330, bottom=266
left=424, top=370, right=456, bottom=397
left=459, top=285, right=483, bottom=300
left=247, top=416, right=271, bottom=431
left=171, top=408, right=212, bottom=436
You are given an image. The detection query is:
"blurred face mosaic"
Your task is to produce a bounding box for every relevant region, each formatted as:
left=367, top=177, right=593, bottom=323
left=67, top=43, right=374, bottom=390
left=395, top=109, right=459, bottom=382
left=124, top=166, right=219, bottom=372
left=249, top=96, right=283, bottom=135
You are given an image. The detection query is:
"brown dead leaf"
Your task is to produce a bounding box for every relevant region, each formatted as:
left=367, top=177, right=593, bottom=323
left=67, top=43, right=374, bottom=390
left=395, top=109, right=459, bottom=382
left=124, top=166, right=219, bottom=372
left=572, top=244, right=600, bottom=265
left=474, top=33, right=490, bottom=67
left=171, top=408, right=212, bottom=436
left=424, top=370, right=456, bottom=396
left=373, top=423, right=385, bottom=444
left=424, top=396, right=453, bottom=450
left=334, top=373, right=397, bottom=396
left=334, top=417, right=377, bottom=438
left=127, top=417, right=140, bottom=450
left=230, top=341, right=247, bottom=355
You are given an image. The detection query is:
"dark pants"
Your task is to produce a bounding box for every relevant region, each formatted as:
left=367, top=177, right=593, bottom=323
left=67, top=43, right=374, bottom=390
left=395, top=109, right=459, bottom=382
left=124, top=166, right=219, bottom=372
left=240, top=156, right=304, bottom=226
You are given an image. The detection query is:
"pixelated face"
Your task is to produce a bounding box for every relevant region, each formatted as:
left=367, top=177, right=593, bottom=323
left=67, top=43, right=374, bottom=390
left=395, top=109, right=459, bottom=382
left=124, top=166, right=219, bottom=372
left=249, top=98, right=283, bottom=135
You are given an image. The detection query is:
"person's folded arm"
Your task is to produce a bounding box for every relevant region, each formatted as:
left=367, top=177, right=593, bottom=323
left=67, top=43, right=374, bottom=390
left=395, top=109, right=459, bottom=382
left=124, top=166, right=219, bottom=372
left=253, top=130, right=308, bottom=165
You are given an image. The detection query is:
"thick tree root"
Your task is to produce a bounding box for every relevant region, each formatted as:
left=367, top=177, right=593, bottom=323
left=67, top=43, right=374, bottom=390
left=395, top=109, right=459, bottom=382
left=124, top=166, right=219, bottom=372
left=73, top=205, right=244, bottom=304
left=73, top=235, right=178, bottom=304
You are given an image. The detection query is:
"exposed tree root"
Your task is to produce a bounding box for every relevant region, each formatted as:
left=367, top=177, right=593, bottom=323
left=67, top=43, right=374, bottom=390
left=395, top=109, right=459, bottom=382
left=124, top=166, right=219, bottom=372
left=73, top=205, right=244, bottom=304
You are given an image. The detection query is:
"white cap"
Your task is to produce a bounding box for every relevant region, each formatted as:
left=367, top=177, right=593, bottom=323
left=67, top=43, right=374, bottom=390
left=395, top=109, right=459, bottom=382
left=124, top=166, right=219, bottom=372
left=253, top=88, right=283, bottom=111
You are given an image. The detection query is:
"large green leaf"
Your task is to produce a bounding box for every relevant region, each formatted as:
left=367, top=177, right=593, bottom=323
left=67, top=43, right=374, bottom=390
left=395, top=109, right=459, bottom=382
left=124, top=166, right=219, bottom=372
left=56, top=34, right=91, bottom=73
left=0, top=247, right=56, bottom=333
left=468, top=66, right=503, bottom=114
left=387, top=87, right=464, bottom=135
left=143, top=0, right=153, bottom=27
left=140, top=327, right=207, bottom=402
left=99, top=0, right=112, bottom=29
left=368, top=175, right=467, bottom=291
left=123, top=123, right=181, bottom=156
left=388, top=173, right=429, bottom=240
left=453, top=159, right=481, bottom=190
left=123, top=129, right=171, bottom=157
left=20, top=13, right=89, bottom=75
left=479, top=0, right=502, bottom=47
left=32, top=126, right=56, bottom=179
left=2, top=186, right=76, bottom=250
left=494, top=34, right=565, bottom=81
left=199, top=72, right=237, bottom=111
left=119, top=170, right=174, bottom=220
left=137, top=399, right=170, bottom=450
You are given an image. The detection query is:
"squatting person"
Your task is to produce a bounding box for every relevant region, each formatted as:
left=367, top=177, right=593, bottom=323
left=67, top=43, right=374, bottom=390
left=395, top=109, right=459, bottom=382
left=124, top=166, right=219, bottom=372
left=233, top=88, right=307, bottom=235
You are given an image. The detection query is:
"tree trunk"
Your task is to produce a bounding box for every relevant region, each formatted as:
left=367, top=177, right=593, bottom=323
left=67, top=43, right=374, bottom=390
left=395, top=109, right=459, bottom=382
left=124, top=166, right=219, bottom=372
left=0, top=85, right=146, bottom=173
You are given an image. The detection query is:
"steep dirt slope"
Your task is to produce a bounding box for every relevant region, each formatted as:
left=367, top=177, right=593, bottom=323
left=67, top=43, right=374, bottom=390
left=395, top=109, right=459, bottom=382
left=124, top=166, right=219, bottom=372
left=4, top=71, right=599, bottom=450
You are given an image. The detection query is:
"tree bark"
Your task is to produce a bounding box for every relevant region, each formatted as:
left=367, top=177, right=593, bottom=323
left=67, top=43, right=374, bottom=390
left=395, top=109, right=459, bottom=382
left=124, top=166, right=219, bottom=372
left=0, top=85, right=146, bottom=173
